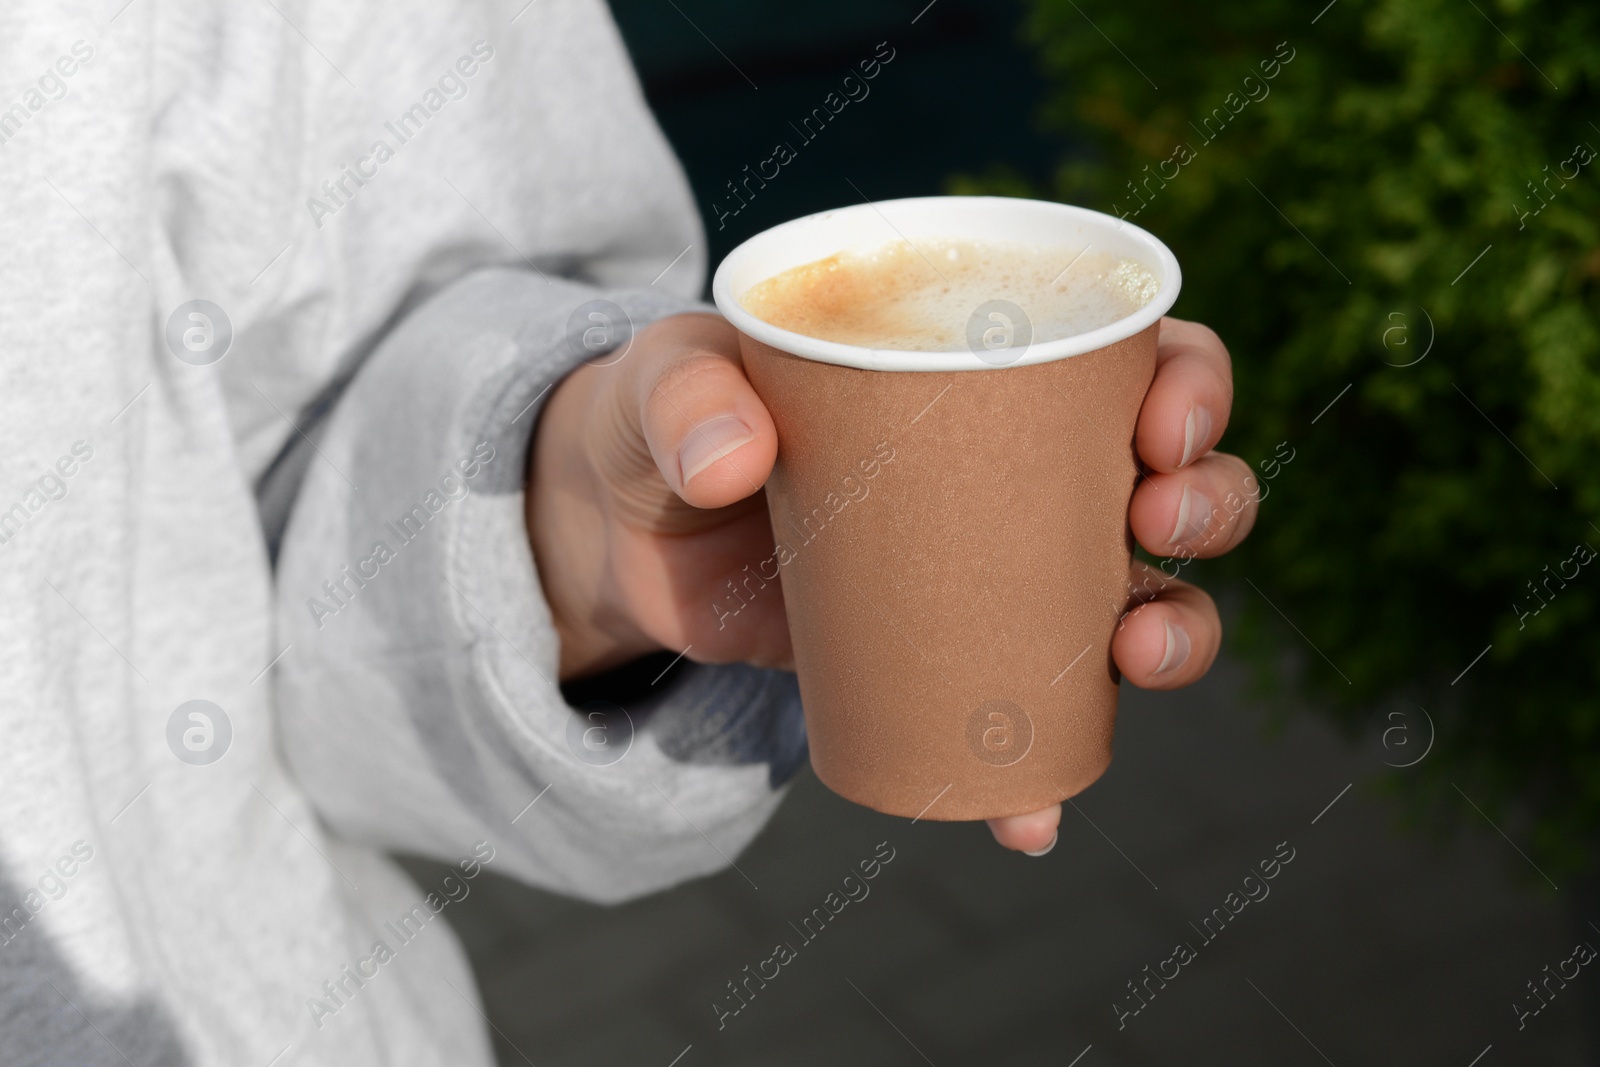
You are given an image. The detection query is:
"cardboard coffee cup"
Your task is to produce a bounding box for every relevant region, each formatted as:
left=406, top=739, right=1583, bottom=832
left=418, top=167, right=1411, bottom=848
left=712, top=196, right=1181, bottom=821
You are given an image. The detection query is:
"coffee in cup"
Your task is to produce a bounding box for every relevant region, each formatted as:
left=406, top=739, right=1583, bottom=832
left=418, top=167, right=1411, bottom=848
left=740, top=237, right=1159, bottom=353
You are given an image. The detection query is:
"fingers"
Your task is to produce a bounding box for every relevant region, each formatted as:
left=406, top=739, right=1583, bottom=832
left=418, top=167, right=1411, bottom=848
left=1128, top=320, right=1254, bottom=560
left=987, top=804, right=1061, bottom=855
left=1113, top=563, right=1222, bottom=690
left=984, top=567, right=1224, bottom=853
left=1137, top=317, right=1234, bottom=474
left=984, top=320, right=1232, bottom=849
left=623, top=313, right=777, bottom=511
left=1128, top=451, right=1260, bottom=559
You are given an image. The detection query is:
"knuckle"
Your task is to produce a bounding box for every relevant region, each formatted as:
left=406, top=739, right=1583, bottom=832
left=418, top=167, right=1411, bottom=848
left=645, top=353, right=733, bottom=414
left=1165, top=316, right=1222, bottom=351
left=1192, top=322, right=1224, bottom=351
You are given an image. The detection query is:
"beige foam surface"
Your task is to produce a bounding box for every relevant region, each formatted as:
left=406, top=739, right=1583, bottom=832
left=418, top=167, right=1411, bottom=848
left=740, top=238, right=1158, bottom=352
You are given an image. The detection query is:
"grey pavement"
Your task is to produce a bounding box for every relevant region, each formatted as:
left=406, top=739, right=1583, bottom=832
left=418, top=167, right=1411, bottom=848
left=404, top=639, right=1592, bottom=1066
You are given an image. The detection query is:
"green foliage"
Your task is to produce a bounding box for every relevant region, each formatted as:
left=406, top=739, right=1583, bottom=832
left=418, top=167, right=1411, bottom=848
left=968, top=0, right=1600, bottom=875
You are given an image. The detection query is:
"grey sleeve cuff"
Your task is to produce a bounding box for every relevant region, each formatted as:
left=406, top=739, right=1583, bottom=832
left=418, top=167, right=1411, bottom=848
left=272, top=267, right=805, bottom=902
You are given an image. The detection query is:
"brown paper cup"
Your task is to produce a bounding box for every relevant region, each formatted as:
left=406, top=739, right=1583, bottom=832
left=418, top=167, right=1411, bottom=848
left=712, top=196, right=1181, bottom=821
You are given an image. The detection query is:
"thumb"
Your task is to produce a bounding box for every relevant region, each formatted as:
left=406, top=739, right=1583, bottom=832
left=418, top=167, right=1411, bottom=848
left=625, top=313, right=778, bottom=511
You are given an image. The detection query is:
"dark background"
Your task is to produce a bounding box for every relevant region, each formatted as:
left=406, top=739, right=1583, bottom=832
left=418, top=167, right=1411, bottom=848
left=401, top=2, right=1597, bottom=1064
left=611, top=0, right=1059, bottom=272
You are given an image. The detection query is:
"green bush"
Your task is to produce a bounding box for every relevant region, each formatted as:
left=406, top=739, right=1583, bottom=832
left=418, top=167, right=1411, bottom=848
left=963, top=0, right=1600, bottom=877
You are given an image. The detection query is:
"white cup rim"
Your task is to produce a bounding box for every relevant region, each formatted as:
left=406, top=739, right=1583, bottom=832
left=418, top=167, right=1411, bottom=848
left=711, top=195, right=1181, bottom=372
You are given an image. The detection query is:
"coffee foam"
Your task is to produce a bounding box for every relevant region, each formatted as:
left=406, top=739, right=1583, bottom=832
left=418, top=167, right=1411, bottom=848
left=739, top=237, right=1159, bottom=352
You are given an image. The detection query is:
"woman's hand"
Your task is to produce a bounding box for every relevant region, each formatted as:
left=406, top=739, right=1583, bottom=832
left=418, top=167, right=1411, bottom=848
left=527, top=312, right=1257, bottom=854
left=528, top=312, right=792, bottom=681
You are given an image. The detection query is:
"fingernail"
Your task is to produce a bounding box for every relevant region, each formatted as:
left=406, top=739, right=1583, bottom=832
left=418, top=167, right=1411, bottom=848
left=1023, top=831, right=1058, bottom=858
left=1168, top=484, right=1214, bottom=546
left=1179, top=405, right=1212, bottom=468
left=1153, top=618, right=1192, bottom=676
left=678, top=416, right=755, bottom=487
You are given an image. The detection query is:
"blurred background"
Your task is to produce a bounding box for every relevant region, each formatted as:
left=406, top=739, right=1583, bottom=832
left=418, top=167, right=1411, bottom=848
left=403, top=0, right=1600, bottom=1062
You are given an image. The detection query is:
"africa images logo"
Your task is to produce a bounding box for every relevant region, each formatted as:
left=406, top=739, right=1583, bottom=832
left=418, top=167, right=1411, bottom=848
left=165, top=300, right=232, bottom=366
